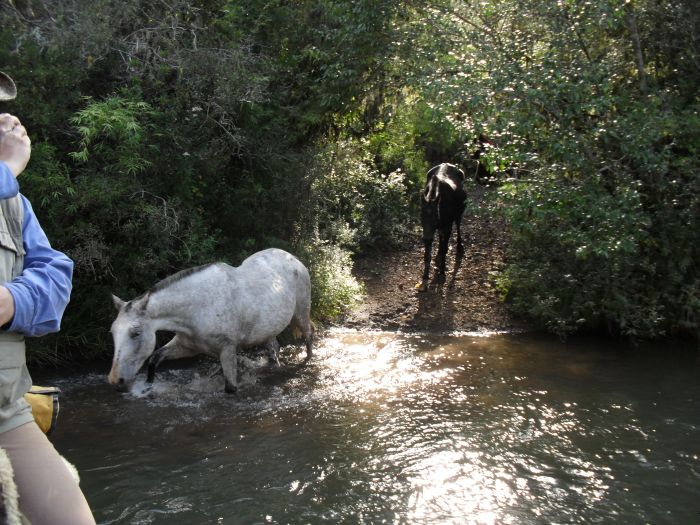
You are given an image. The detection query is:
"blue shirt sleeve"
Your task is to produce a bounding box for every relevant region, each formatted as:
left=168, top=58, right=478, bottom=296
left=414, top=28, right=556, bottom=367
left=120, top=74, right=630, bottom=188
left=0, top=164, right=19, bottom=200
left=0, top=162, right=74, bottom=336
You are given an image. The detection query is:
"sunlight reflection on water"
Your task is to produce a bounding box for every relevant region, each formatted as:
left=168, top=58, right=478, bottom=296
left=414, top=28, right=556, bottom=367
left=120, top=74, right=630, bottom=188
left=46, top=329, right=700, bottom=525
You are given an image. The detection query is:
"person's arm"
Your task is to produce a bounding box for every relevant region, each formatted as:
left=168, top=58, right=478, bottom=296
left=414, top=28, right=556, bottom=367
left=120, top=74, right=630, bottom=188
left=0, top=162, right=73, bottom=336
left=0, top=159, right=19, bottom=199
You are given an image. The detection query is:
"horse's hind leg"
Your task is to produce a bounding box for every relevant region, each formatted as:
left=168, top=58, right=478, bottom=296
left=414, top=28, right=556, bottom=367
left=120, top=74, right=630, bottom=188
left=220, top=344, right=238, bottom=394
left=415, top=235, right=434, bottom=292
left=265, top=338, right=280, bottom=367
left=455, top=216, right=465, bottom=256
left=292, top=312, right=314, bottom=362
left=436, top=226, right=452, bottom=281
left=303, top=323, right=314, bottom=362
left=293, top=281, right=314, bottom=361
left=422, top=235, right=434, bottom=283
left=296, top=318, right=314, bottom=362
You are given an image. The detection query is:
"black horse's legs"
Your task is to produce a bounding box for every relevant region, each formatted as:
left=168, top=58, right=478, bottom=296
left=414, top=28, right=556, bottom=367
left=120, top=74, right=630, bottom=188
left=422, top=236, right=433, bottom=282
left=436, top=226, right=452, bottom=281
left=455, top=216, right=465, bottom=256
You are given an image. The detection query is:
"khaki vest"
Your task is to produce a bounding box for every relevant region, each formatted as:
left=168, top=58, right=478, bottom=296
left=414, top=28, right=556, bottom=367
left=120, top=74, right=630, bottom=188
left=0, top=195, right=33, bottom=434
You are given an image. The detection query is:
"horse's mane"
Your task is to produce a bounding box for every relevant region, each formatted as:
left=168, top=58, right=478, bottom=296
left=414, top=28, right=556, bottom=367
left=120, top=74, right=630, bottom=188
left=150, top=263, right=217, bottom=295
left=122, top=263, right=218, bottom=313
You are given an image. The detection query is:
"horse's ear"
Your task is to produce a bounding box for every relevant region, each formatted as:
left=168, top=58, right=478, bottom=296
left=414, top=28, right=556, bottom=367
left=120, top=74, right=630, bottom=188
left=112, top=294, right=126, bottom=311
left=139, top=293, right=151, bottom=312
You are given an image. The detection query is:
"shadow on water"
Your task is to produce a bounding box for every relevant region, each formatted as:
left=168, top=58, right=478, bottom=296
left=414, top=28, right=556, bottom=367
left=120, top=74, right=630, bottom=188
left=41, top=330, right=699, bottom=525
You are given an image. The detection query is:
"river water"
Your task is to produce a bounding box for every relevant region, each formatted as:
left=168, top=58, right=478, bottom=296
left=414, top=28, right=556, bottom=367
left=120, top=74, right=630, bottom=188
left=42, top=330, right=698, bottom=525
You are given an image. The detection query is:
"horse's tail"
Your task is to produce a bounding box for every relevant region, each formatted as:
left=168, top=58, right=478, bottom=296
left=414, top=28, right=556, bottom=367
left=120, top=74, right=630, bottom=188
left=292, top=319, right=316, bottom=340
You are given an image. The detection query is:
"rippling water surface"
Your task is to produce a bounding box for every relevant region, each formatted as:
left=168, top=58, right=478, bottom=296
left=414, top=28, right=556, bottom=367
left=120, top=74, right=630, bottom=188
left=44, top=331, right=699, bottom=524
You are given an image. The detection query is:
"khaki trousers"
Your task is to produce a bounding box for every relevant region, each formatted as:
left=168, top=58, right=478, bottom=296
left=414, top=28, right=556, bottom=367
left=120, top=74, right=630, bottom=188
left=0, top=422, right=95, bottom=525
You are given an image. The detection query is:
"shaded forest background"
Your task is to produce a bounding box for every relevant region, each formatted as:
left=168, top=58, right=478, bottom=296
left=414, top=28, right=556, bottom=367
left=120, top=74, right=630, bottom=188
left=0, top=0, right=697, bottom=362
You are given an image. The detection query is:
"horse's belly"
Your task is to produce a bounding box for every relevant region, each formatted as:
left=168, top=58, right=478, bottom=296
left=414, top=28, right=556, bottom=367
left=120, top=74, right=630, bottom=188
left=244, top=302, right=295, bottom=344
left=208, top=288, right=294, bottom=346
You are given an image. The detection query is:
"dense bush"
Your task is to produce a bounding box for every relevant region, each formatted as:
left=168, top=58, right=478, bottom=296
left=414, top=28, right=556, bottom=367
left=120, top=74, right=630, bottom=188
left=399, top=0, right=699, bottom=339
left=1, top=1, right=406, bottom=359
left=1, top=0, right=697, bottom=362
left=305, top=139, right=414, bottom=251
left=298, top=240, right=364, bottom=323
left=497, top=172, right=650, bottom=336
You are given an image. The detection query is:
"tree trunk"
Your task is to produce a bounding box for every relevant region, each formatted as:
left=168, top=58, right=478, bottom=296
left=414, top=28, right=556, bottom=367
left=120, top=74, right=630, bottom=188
left=625, top=4, right=648, bottom=93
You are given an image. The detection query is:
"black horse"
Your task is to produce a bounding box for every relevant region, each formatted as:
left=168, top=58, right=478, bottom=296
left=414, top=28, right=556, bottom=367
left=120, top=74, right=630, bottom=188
left=418, top=163, right=467, bottom=291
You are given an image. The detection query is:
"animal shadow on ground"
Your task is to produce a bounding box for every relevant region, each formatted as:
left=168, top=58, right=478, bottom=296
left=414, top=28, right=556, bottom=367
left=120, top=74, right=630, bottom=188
left=413, top=242, right=465, bottom=330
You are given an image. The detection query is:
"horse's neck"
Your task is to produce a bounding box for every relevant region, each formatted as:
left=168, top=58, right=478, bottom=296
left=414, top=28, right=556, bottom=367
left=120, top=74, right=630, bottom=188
left=145, top=287, right=194, bottom=332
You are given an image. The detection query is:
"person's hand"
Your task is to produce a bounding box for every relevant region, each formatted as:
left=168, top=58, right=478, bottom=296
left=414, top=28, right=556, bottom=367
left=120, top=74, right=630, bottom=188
left=0, top=286, right=15, bottom=327
left=0, top=113, right=31, bottom=177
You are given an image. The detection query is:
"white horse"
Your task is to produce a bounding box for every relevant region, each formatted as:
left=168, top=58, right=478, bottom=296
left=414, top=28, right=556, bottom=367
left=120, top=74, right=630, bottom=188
left=108, top=248, right=314, bottom=393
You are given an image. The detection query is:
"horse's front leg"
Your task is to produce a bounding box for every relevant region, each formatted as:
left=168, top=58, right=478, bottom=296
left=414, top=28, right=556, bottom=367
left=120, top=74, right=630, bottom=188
left=220, top=344, right=238, bottom=394
left=146, top=347, right=166, bottom=383
left=146, top=335, right=199, bottom=383
left=147, top=336, right=179, bottom=383
left=416, top=235, right=434, bottom=292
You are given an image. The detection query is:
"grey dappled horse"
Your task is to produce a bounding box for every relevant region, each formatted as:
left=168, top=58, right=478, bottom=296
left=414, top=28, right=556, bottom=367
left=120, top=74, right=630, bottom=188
left=108, top=248, right=314, bottom=393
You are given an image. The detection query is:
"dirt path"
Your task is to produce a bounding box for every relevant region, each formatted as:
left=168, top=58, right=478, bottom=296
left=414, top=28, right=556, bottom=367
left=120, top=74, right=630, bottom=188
left=343, top=187, right=526, bottom=333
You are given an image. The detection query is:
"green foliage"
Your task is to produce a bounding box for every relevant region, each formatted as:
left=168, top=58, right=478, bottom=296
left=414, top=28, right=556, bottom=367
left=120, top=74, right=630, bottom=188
left=405, top=0, right=700, bottom=339
left=367, top=95, right=460, bottom=182
left=497, top=173, right=653, bottom=336
left=2, top=0, right=698, bottom=361
left=299, top=240, right=364, bottom=323
left=70, top=95, right=154, bottom=175
left=20, top=144, right=76, bottom=211
left=306, top=139, right=413, bottom=251
left=1, top=0, right=409, bottom=360
left=27, top=91, right=218, bottom=356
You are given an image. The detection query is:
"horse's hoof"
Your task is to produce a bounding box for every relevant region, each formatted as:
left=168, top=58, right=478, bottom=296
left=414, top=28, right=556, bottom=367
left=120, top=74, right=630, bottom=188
left=224, top=385, right=238, bottom=395
left=415, top=281, right=428, bottom=292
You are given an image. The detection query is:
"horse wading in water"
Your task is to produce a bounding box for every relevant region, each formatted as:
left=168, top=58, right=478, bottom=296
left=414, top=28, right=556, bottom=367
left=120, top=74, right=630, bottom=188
left=108, top=248, right=314, bottom=393
left=417, top=163, right=467, bottom=292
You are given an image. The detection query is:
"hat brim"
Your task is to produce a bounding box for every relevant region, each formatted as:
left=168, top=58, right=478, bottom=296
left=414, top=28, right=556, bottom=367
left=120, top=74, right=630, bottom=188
left=0, top=72, right=17, bottom=101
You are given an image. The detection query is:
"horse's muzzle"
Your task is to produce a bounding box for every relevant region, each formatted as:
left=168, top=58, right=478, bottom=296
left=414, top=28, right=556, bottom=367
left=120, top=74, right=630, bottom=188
left=108, top=364, right=134, bottom=391
left=108, top=372, right=132, bottom=392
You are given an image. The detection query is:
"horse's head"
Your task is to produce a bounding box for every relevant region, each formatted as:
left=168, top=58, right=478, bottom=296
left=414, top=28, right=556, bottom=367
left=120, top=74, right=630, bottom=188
left=108, top=294, right=157, bottom=391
